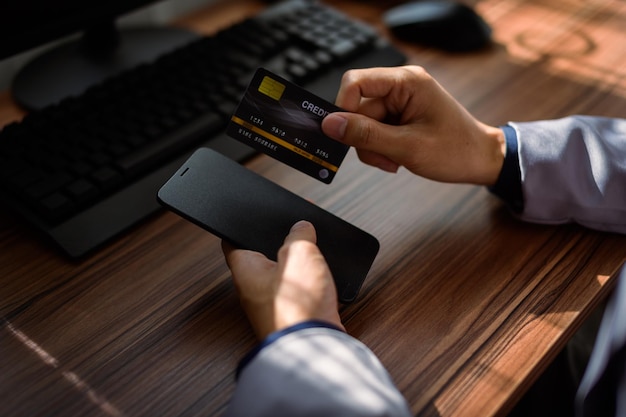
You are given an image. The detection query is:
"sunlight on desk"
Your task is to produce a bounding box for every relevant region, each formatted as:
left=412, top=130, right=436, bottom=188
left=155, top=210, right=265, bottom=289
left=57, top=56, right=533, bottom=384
left=596, top=274, right=611, bottom=286
left=4, top=320, right=122, bottom=417
left=480, top=0, right=626, bottom=95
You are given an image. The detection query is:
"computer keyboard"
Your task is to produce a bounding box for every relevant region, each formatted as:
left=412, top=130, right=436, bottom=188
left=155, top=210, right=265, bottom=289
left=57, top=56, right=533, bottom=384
left=0, top=0, right=406, bottom=257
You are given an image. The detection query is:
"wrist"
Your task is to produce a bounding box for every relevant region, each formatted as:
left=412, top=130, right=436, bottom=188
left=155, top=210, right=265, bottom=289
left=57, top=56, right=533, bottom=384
left=476, top=123, right=506, bottom=186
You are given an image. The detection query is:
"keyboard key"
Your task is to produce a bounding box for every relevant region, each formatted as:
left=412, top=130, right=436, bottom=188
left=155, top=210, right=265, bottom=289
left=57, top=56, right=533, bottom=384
left=24, top=173, right=73, bottom=200
left=92, top=166, right=123, bottom=189
left=39, top=193, right=73, bottom=221
left=66, top=179, right=99, bottom=203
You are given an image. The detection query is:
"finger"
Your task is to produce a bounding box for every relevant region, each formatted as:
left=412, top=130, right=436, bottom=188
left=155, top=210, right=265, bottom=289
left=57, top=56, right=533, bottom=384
left=355, top=149, right=400, bottom=173
left=335, top=67, right=398, bottom=111
left=221, top=239, right=242, bottom=268
left=221, top=239, right=236, bottom=257
left=357, top=97, right=392, bottom=122
left=283, top=220, right=317, bottom=246
left=335, top=66, right=422, bottom=111
left=323, top=112, right=410, bottom=157
left=321, top=112, right=400, bottom=172
left=222, top=240, right=273, bottom=276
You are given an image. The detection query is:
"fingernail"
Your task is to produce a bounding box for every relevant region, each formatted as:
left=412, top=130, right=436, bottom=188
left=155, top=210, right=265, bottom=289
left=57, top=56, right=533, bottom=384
left=378, top=161, right=400, bottom=173
left=291, top=220, right=311, bottom=231
left=323, top=113, right=348, bottom=140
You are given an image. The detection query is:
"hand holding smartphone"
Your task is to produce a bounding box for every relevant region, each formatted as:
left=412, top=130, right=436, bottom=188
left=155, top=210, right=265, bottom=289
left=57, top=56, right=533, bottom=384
left=157, top=148, right=379, bottom=303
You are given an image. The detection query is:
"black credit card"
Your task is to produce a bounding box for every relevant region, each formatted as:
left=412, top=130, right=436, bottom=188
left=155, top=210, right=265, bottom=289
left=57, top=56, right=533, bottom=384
left=157, top=148, right=379, bottom=303
left=226, top=68, right=349, bottom=184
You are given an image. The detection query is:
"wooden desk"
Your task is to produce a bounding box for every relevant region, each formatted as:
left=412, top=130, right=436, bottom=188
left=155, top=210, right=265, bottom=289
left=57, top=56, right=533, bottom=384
left=1, top=1, right=625, bottom=416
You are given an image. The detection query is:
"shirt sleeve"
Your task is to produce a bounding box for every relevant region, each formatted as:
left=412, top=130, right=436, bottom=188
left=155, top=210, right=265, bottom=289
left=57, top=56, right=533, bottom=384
left=235, top=320, right=343, bottom=377
left=489, top=125, right=523, bottom=212
left=224, top=326, right=412, bottom=417
left=493, top=116, right=626, bottom=234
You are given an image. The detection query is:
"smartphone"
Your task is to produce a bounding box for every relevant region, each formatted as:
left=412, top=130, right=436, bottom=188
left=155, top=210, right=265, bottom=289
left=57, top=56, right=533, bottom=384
left=157, top=148, right=379, bottom=303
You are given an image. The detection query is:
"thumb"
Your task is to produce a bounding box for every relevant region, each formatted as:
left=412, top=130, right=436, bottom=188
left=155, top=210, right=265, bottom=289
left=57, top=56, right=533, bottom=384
left=283, top=220, right=317, bottom=246
left=322, top=112, right=401, bottom=173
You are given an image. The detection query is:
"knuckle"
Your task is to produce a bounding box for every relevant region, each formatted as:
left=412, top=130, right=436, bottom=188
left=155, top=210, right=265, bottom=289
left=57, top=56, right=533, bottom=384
left=353, top=118, right=378, bottom=147
left=405, top=65, right=427, bottom=79
left=341, top=68, right=361, bottom=86
left=277, top=239, right=318, bottom=266
left=277, top=242, right=291, bottom=260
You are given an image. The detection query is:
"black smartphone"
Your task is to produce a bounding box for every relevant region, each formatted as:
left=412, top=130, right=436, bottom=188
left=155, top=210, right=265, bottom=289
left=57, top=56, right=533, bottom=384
left=157, top=148, right=379, bottom=303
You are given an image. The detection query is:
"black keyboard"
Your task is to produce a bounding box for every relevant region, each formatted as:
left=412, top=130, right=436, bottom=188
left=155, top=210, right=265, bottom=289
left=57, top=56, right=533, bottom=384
left=0, top=0, right=406, bottom=257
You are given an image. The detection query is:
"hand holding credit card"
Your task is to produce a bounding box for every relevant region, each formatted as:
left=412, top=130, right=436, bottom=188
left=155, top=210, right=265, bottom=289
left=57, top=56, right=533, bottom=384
left=227, top=68, right=348, bottom=184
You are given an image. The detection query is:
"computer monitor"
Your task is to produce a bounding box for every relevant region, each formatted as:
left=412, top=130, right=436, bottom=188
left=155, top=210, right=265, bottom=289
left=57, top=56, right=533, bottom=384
left=0, top=0, right=200, bottom=111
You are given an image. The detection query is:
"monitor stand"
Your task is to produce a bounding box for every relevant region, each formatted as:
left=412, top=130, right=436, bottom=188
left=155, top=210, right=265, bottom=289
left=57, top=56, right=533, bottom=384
left=12, top=21, right=198, bottom=111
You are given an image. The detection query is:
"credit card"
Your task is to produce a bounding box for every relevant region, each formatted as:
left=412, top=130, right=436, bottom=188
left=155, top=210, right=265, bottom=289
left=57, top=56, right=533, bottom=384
left=226, top=68, right=349, bottom=184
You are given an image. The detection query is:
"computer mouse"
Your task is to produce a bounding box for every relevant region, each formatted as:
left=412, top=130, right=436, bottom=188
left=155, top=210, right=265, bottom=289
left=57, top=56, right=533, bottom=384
left=383, top=1, right=492, bottom=52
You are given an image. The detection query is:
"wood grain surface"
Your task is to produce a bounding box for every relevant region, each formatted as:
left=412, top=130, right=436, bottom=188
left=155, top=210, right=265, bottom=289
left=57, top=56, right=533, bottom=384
left=1, top=0, right=625, bottom=416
